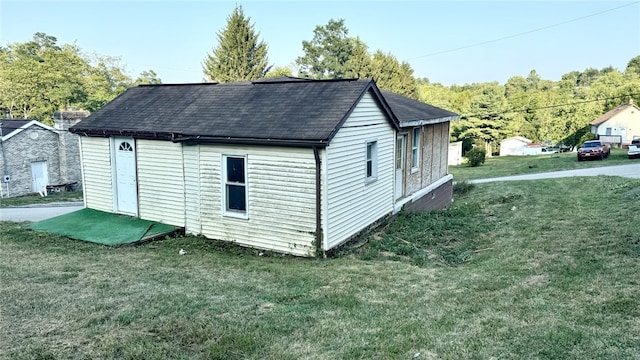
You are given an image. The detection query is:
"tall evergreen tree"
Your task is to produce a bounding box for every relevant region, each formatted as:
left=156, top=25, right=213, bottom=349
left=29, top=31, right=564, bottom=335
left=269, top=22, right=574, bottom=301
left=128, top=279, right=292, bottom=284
left=202, top=6, right=271, bottom=82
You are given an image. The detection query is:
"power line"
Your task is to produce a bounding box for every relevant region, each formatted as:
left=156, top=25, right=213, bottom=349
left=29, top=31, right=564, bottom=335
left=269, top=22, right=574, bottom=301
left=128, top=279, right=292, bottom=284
left=406, top=1, right=640, bottom=61
left=459, top=93, right=639, bottom=119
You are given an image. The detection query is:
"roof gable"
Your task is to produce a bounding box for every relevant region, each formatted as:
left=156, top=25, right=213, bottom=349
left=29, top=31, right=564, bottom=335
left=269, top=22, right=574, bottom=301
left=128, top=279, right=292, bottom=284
left=590, top=102, right=640, bottom=126
left=1, top=119, right=57, bottom=141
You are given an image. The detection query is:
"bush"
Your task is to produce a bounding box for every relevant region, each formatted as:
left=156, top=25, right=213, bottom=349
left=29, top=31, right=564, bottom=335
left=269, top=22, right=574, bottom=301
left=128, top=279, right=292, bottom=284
left=453, top=180, right=475, bottom=195
left=465, top=148, right=486, bottom=167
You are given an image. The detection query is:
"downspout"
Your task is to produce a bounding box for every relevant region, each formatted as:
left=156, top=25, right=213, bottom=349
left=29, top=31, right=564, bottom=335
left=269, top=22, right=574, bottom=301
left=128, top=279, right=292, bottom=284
left=0, top=120, right=8, bottom=198
left=313, top=146, right=323, bottom=257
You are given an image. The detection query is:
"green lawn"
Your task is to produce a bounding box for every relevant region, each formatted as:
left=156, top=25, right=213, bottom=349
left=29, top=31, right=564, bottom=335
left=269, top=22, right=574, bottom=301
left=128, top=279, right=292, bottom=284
left=0, top=190, right=83, bottom=207
left=450, top=148, right=634, bottom=181
left=2, top=176, right=639, bottom=359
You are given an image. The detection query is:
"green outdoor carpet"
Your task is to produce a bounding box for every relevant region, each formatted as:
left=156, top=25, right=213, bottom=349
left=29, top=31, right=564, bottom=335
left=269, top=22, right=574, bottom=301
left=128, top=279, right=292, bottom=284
left=30, top=208, right=178, bottom=246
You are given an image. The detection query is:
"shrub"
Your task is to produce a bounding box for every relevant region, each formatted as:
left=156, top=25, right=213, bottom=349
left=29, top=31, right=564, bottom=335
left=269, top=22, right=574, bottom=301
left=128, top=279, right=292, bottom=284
left=465, top=148, right=486, bottom=167
left=453, top=180, right=475, bottom=195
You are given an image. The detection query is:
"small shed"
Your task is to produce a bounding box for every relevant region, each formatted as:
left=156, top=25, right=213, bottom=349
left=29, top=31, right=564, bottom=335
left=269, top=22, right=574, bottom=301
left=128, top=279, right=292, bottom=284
left=69, top=78, right=459, bottom=256
left=448, top=141, right=463, bottom=165
left=499, top=136, right=532, bottom=156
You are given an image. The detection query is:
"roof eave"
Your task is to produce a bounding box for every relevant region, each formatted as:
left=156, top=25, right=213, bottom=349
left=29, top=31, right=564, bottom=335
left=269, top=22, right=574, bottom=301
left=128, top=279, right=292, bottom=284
left=399, top=115, right=459, bottom=128
left=173, top=135, right=329, bottom=148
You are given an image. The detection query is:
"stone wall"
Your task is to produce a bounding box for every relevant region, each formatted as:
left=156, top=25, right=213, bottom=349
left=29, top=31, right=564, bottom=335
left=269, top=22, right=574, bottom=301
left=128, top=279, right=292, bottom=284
left=53, top=110, right=88, bottom=188
left=0, top=126, right=61, bottom=197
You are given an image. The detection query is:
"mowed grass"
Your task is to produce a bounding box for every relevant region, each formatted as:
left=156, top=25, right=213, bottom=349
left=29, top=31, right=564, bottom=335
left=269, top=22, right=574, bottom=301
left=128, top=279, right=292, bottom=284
left=0, top=191, right=83, bottom=207
left=450, top=147, right=634, bottom=181
left=1, top=177, right=640, bottom=359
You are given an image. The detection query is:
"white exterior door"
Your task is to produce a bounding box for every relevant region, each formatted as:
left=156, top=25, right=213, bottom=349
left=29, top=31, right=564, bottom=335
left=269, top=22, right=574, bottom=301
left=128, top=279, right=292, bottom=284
left=31, top=161, right=48, bottom=192
left=113, top=137, right=138, bottom=215
left=395, top=135, right=405, bottom=200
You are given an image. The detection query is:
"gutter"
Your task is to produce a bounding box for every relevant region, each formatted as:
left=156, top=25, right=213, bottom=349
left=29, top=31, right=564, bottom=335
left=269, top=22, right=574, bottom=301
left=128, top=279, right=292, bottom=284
left=399, top=115, right=460, bottom=128
left=312, top=146, right=323, bottom=257
left=173, top=135, right=329, bottom=148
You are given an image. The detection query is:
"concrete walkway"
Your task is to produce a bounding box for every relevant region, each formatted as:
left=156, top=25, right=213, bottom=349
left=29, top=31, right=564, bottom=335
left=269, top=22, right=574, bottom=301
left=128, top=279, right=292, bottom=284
left=469, top=162, right=640, bottom=184
left=0, top=202, right=84, bottom=222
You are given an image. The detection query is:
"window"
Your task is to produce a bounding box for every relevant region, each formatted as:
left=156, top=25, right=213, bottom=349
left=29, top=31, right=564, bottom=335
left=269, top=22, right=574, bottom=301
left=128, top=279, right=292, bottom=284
left=606, top=127, right=612, bottom=136
left=366, top=141, right=377, bottom=182
left=411, top=127, right=421, bottom=170
left=223, top=155, right=247, bottom=216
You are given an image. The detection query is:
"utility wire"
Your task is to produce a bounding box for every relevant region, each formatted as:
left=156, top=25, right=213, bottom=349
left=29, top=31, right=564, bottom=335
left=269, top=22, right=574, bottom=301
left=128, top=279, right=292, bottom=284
left=459, top=93, right=640, bottom=119
left=406, top=1, right=640, bottom=61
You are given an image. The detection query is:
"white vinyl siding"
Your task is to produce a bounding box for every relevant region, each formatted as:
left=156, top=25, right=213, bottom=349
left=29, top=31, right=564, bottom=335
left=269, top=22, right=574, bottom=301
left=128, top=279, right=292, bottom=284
left=325, top=91, right=395, bottom=250
left=196, top=145, right=317, bottom=256
left=183, top=145, right=201, bottom=234
left=80, top=137, right=113, bottom=212
left=136, top=140, right=185, bottom=227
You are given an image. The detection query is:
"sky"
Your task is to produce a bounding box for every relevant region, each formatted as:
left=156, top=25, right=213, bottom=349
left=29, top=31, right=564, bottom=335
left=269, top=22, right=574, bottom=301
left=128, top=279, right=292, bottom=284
left=1, top=1, right=639, bottom=86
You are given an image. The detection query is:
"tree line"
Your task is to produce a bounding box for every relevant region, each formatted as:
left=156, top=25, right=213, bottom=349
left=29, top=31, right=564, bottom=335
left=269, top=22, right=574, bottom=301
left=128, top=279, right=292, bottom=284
left=0, top=32, right=161, bottom=124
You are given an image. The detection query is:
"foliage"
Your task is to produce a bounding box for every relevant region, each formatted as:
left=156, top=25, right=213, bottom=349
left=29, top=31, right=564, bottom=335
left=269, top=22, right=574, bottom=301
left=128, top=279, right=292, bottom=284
left=465, top=147, right=486, bottom=167
left=202, top=6, right=271, bottom=83
left=296, top=19, right=353, bottom=79
left=422, top=59, right=640, bottom=151
left=0, top=33, right=160, bottom=123
left=264, top=66, right=293, bottom=78
left=296, top=19, right=418, bottom=98
left=135, top=70, right=162, bottom=85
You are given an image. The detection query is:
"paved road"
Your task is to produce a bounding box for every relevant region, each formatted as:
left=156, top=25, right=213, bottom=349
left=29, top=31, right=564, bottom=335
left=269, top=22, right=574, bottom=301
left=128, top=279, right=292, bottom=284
left=0, top=202, right=84, bottom=222
left=469, top=162, right=640, bottom=184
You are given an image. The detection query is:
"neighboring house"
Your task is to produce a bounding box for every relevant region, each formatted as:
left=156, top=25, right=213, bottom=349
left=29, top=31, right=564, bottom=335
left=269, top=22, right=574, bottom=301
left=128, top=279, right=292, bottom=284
left=69, top=78, right=459, bottom=257
left=499, top=136, right=532, bottom=156
left=0, top=110, right=87, bottom=198
left=590, top=99, right=640, bottom=146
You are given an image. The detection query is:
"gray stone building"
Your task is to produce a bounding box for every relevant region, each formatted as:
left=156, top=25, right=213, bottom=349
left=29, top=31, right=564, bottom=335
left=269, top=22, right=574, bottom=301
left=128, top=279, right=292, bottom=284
left=0, top=110, right=88, bottom=198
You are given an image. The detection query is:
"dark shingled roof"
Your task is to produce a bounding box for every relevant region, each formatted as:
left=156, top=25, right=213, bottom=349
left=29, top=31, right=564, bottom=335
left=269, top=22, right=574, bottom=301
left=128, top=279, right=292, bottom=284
left=1, top=120, right=32, bottom=138
left=70, top=78, right=458, bottom=146
left=381, top=90, right=459, bottom=126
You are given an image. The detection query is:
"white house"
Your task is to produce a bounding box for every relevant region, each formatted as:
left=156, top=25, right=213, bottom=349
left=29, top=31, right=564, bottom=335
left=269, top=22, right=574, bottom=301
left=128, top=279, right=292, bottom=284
left=590, top=99, right=640, bottom=146
left=499, top=136, right=532, bottom=156
left=69, top=78, right=459, bottom=257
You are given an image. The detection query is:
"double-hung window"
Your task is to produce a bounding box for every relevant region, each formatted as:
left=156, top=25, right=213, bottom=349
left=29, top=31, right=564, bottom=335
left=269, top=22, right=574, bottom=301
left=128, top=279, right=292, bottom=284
left=223, top=155, right=247, bottom=217
left=411, top=127, right=421, bottom=171
left=366, top=141, right=377, bottom=183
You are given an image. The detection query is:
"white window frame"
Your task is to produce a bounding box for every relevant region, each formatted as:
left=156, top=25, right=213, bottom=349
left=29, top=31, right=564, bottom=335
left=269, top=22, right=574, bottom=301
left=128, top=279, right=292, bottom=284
left=411, top=127, right=421, bottom=172
left=221, top=154, right=248, bottom=219
left=365, top=140, right=378, bottom=183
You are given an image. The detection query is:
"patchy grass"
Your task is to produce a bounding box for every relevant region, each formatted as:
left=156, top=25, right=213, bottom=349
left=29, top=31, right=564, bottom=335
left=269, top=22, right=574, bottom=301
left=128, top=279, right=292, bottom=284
left=0, top=191, right=83, bottom=207
left=450, top=147, right=632, bottom=181
left=2, top=177, right=640, bottom=359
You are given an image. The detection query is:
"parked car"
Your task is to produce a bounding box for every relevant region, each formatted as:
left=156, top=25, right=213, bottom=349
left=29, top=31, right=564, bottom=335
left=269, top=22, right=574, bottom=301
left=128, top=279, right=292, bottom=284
left=628, top=138, right=640, bottom=159
left=577, top=140, right=611, bottom=161
left=541, top=147, right=558, bottom=154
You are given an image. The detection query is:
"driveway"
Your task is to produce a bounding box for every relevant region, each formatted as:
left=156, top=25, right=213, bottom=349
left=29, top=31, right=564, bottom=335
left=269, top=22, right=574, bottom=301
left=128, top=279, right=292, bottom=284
left=470, top=162, right=640, bottom=184
left=0, top=202, right=84, bottom=222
